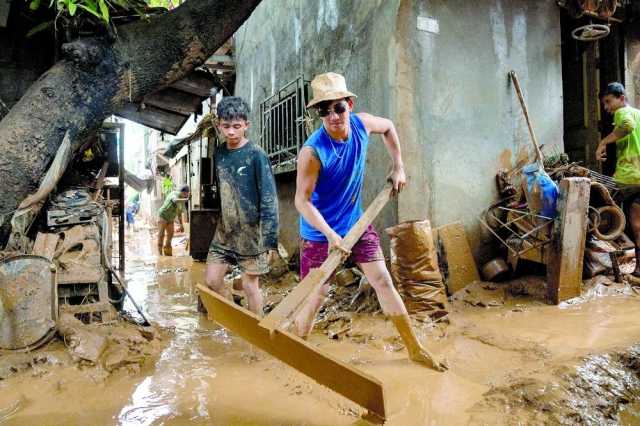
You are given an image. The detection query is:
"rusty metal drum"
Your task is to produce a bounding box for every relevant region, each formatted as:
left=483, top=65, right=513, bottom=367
left=0, top=255, right=56, bottom=350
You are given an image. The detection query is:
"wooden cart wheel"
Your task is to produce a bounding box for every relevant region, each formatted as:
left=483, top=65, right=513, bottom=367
left=571, top=23, right=610, bottom=42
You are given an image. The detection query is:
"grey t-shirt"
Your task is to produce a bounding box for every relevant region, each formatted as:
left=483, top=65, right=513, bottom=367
left=211, top=141, right=279, bottom=256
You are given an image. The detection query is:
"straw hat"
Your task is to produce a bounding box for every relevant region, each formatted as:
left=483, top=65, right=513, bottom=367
left=307, top=72, right=357, bottom=108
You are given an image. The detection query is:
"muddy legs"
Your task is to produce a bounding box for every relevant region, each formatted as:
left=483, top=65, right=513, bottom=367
left=359, top=260, right=446, bottom=371
left=293, top=281, right=330, bottom=338
left=157, top=219, right=173, bottom=256
left=630, top=203, right=640, bottom=277
left=390, top=314, right=447, bottom=371
left=241, top=273, right=263, bottom=316
left=202, top=264, right=263, bottom=317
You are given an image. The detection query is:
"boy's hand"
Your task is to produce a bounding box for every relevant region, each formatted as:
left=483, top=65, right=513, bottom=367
left=267, top=249, right=280, bottom=264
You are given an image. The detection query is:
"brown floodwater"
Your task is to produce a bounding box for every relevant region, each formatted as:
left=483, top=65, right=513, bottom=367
left=2, top=229, right=640, bottom=425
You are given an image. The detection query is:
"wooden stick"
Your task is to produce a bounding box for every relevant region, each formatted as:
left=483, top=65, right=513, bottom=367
left=509, top=71, right=544, bottom=166
left=198, top=284, right=387, bottom=420
left=93, top=161, right=110, bottom=202
left=259, top=185, right=393, bottom=333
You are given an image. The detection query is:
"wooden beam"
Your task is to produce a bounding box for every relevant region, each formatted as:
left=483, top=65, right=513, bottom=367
left=547, top=177, right=590, bottom=304
left=438, top=222, right=480, bottom=295
left=203, top=63, right=235, bottom=72
left=197, top=285, right=387, bottom=420
left=206, top=54, right=234, bottom=64
left=259, top=186, right=393, bottom=333
left=170, top=71, right=216, bottom=97
left=116, top=103, right=188, bottom=135
left=144, top=88, right=204, bottom=116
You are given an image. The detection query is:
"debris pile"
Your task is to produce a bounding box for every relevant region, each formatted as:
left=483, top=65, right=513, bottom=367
left=470, top=345, right=640, bottom=425
left=56, top=312, right=164, bottom=373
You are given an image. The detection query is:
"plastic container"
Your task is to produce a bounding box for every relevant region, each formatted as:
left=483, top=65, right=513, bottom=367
left=522, top=163, right=559, bottom=219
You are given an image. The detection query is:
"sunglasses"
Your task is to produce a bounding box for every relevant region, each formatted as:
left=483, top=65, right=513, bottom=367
left=317, top=101, right=348, bottom=117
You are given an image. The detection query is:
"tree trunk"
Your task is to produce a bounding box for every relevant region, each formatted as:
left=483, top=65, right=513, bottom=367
left=0, top=0, right=261, bottom=244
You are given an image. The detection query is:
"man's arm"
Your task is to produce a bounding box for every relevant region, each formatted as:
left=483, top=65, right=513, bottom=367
left=256, top=153, right=279, bottom=251
left=294, top=147, right=349, bottom=253
left=175, top=199, right=185, bottom=232
left=356, top=112, right=406, bottom=194
left=596, top=112, right=637, bottom=161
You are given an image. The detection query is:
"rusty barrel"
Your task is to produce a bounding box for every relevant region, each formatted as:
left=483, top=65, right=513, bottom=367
left=0, top=255, right=57, bottom=350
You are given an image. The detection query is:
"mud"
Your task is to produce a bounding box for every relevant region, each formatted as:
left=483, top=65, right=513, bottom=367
left=2, top=229, right=640, bottom=424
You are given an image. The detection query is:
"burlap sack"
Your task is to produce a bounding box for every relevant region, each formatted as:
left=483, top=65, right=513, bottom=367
left=386, top=220, right=448, bottom=322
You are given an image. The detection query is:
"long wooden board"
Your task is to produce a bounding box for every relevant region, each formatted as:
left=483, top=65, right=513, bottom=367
left=259, top=186, right=393, bottom=332
left=547, top=178, right=590, bottom=304
left=197, top=284, right=386, bottom=420
left=438, top=222, right=480, bottom=295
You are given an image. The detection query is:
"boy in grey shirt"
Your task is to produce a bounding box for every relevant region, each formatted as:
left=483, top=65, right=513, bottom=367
left=203, top=97, right=278, bottom=316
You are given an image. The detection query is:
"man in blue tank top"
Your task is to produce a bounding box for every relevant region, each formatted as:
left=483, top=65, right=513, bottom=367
left=294, top=72, right=446, bottom=371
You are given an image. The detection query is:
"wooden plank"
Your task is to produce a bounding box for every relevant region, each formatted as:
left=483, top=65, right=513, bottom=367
left=32, top=233, right=60, bottom=261
left=197, top=284, right=386, bottom=420
left=547, top=178, right=590, bottom=304
left=169, top=71, right=216, bottom=97
left=259, top=186, right=392, bottom=332
left=143, top=88, right=204, bottom=116
left=116, top=103, right=188, bottom=135
left=92, top=161, right=109, bottom=201
left=206, top=54, right=234, bottom=64
left=438, top=222, right=480, bottom=294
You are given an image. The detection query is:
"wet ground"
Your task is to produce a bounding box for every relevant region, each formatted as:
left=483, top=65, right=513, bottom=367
left=2, top=229, right=640, bottom=424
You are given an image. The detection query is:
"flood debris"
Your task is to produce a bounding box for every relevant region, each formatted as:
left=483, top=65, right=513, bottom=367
left=0, top=395, right=26, bottom=423
left=56, top=312, right=163, bottom=371
left=452, top=281, right=507, bottom=308
left=470, top=346, right=640, bottom=425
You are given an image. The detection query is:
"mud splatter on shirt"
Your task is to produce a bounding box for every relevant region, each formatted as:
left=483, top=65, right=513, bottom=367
left=211, top=141, right=278, bottom=256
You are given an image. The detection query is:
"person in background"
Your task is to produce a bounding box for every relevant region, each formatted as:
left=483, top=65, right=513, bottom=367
left=596, top=82, right=640, bottom=277
left=157, top=185, right=189, bottom=256
left=126, top=191, right=140, bottom=231
left=161, top=173, right=174, bottom=200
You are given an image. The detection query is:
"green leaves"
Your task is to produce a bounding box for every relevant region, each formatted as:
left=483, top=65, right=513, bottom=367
left=25, top=0, right=180, bottom=27
left=97, top=0, right=109, bottom=21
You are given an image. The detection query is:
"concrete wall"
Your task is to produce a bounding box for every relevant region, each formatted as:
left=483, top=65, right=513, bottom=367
left=402, top=0, right=564, bottom=262
left=234, top=0, right=564, bottom=262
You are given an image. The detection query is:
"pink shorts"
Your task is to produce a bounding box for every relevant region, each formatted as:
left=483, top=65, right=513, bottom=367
left=300, top=225, right=385, bottom=279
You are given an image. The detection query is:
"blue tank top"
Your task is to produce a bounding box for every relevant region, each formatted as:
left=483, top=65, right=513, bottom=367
left=300, top=114, right=369, bottom=241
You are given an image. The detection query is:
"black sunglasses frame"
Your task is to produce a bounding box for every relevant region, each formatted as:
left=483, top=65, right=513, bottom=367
left=316, top=101, right=348, bottom=118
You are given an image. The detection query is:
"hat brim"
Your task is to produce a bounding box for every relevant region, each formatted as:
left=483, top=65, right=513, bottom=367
left=307, top=91, right=357, bottom=108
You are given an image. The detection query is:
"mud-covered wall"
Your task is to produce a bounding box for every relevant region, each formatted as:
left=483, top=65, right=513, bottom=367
left=401, top=1, right=564, bottom=263
left=234, top=0, right=564, bottom=261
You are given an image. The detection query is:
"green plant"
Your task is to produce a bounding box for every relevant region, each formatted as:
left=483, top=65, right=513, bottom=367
left=25, top=0, right=180, bottom=31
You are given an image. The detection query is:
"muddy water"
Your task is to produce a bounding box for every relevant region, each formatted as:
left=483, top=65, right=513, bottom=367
left=2, top=229, right=640, bottom=425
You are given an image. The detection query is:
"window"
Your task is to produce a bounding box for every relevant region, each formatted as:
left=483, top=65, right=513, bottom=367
left=259, top=76, right=311, bottom=173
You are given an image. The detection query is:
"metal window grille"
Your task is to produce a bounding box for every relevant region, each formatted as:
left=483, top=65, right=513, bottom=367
left=259, top=76, right=311, bottom=174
